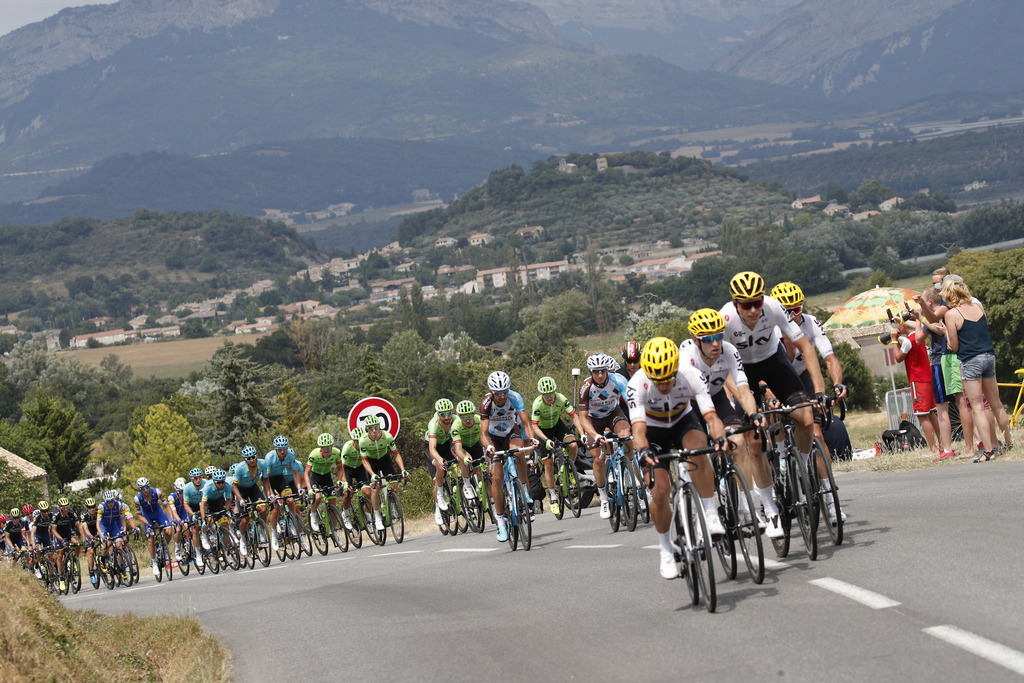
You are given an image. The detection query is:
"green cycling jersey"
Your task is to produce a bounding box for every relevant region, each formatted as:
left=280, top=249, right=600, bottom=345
left=359, top=430, right=398, bottom=460
left=531, top=392, right=574, bottom=429
left=424, top=415, right=453, bottom=445
left=307, top=446, right=341, bottom=476
left=340, top=440, right=361, bottom=469
left=451, top=414, right=482, bottom=448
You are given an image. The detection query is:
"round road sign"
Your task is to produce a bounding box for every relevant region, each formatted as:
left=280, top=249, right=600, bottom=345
left=347, top=397, right=401, bottom=437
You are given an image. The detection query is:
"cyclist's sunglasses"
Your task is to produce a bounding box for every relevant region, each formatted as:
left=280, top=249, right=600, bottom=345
left=697, top=333, right=724, bottom=344
left=736, top=298, right=764, bottom=310
left=244, top=455, right=257, bottom=461
left=492, top=391, right=508, bottom=397
left=787, top=305, right=802, bottom=315
left=438, top=411, right=453, bottom=418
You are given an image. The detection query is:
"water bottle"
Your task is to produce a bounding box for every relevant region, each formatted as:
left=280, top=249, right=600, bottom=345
left=780, top=454, right=788, bottom=478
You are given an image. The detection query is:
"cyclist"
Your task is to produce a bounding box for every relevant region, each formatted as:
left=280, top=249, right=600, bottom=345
left=721, top=272, right=828, bottom=528
left=167, top=478, right=192, bottom=560
left=77, top=498, right=102, bottom=585
left=132, top=477, right=175, bottom=578
left=233, top=445, right=272, bottom=553
left=358, top=415, right=408, bottom=531
left=575, top=352, right=632, bottom=519
left=531, top=376, right=579, bottom=516
left=181, top=467, right=207, bottom=565
left=264, top=436, right=307, bottom=541
left=452, top=400, right=485, bottom=466
left=683, top=309, right=784, bottom=539
left=200, top=469, right=235, bottom=532
left=628, top=337, right=729, bottom=579
left=306, top=433, right=342, bottom=533
left=31, top=501, right=64, bottom=586
left=772, top=281, right=848, bottom=523
left=52, top=497, right=79, bottom=586
left=426, top=398, right=467, bottom=527
left=479, top=370, right=536, bottom=542
left=4, top=507, right=30, bottom=562
left=98, top=491, right=138, bottom=567
left=338, top=428, right=366, bottom=531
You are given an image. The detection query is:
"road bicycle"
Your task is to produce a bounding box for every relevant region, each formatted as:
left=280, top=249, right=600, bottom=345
left=493, top=446, right=533, bottom=551
left=465, top=455, right=494, bottom=532
left=177, top=519, right=205, bottom=576
left=551, top=439, right=583, bottom=520
left=203, top=511, right=241, bottom=572
left=437, top=458, right=470, bottom=536
left=236, top=501, right=272, bottom=568
left=370, top=474, right=406, bottom=545
left=37, top=543, right=64, bottom=594
left=148, top=522, right=175, bottom=582
left=59, top=540, right=84, bottom=594
left=659, top=444, right=718, bottom=613
left=308, top=483, right=348, bottom=555
left=712, top=423, right=765, bottom=584
left=271, top=490, right=312, bottom=561
left=603, top=432, right=640, bottom=533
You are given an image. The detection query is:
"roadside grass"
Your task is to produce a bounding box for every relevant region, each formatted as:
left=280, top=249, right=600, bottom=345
left=0, top=564, right=229, bottom=682
left=835, top=424, right=1022, bottom=474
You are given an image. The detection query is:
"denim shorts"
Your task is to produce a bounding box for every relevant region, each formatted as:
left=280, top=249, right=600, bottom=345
left=960, top=352, right=996, bottom=381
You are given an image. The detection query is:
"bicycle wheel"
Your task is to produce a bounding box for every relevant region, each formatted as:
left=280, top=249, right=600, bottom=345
left=714, top=476, right=738, bottom=581
left=311, top=508, right=329, bottom=556
left=513, top=479, right=532, bottom=551
left=608, top=479, right=621, bottom=533
left=293, top=512, right=313, bottom=557
left=387, top=490, right=405, bottom=544
left=671, top=486, right=697, bottom=603
left=483, top=473, right=497, bottom=527
left=814, top=438, right=844, bottom=546
left=68, top=553, right=82, bottom=593
left=327, top=505, right=348, bottom=553
left=790, top=450, right=818, bottom=561
left=125, top=546, right=140, bottom=586
left=622, top=467, right=639, bottom=533
left=99, top=555, right=114, bottom=589
left=454, top=483, right=469, bottom=535
left=252, top=518, right=272, bottom=566
left=727, top=466, right=764, bottom=584
left=220, top=527, right=241, bottom=570
left=203, top=532, right=220, bottom=574
left=462, top=479, right=484, bottom=533
left=179, top=535, right=193, bottom=576
left=552, top=454, right=567, bottom=520
left=631, top=459, right=651, bottom=524
left=346, top=504, right=363, bottom=549
left=437, top=484, right=453, bottom=536
left=769, top=453, right=792, bottom=558
left=154, top=538, right=165, bottom=582
left=363, top=498, right=385, bottom=546
left=564, top=459, right=583, bottom=518
left=684, top=481, right=716, bottom=613
left=504, top=481, right=519, bottom=551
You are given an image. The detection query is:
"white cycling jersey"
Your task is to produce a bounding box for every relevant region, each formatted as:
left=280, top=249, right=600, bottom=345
left=626, top=366, right=714, bottom=428
left=720, top=295, right=805, bottom=365
left=679, top=338, right=748, bottom=397
left=789, top=312, right=834, bottom=375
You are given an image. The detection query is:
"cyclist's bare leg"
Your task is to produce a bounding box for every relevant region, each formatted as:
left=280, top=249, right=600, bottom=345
left=490, top=460, right=504, bottom=516
left=543, top=456, right=555, bottom=489
left=793, top=404, right=816, bottom=454
left=649, top=466, right=671, bottom=533
left=591, top=443, right=608, bottom=488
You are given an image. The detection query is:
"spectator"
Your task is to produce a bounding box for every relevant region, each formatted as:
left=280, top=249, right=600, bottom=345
left=941, top=278, right=1012, bottom=462
left=918, top=267, right=976, bottom=459
left=891, top=317, right=942, bottom=459
left=914, top=287, right=954, bottom=456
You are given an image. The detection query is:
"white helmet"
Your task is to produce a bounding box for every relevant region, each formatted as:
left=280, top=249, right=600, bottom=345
left=173, top=477, right=186, bottom=492
left=587, top=353, right=616, bottom=372
left=487, top=371, right=511, bottom=392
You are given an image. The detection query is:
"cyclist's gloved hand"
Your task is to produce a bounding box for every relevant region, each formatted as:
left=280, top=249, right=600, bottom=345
left=463, top=456, right=472, bottom=465
left=401, top=469, right=409, bottom=480
left=833, top=383, right=848, bottom=399
left=370, top=473, right=379, bottom=484
left=639, top=447, right=656, bottom=464
left=545, top=439, right=555, bottom=450
left=815, top=392, right=831, bottom=408
left=713, top=436, right=730, bottom=452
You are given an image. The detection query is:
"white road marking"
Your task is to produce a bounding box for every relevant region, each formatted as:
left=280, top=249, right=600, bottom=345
left=371, top=550, right=422, bottom=558
left=304, top=557, right=355, bottom=565
left=566, top=544, right=622, bottom=549
left=764, top=559, right=791, bottom=570
left=809, top=578, right=900, bottom=609
left=643, top=545, right=659, bottom=550
left=437, top=548, right=498, bottom=553
left=924, top=625, right=1024, bottom=675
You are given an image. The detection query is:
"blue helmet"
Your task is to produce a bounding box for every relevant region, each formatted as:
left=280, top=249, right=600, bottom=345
left=189, top=467, right=203, bottom=478
left=241, top=445, right=258, bottom=459
left=273, top=435, right=289, bottom=449
left=212, top=469, right=227, bottom=482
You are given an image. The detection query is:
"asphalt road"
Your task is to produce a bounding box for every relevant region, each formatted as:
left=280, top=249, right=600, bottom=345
left=63, top=462, right=1024, bottom=681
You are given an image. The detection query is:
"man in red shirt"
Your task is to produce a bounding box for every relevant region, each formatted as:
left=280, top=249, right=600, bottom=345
left=891, top=317, right=943, bottom=459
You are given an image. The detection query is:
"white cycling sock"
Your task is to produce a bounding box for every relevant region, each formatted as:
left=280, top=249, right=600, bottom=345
left=548, top=488, right=557, bottom=501
left=757, top=486, right=779, bottom=517
left=821, top=477, right=832, bottom=492
left=463, top=477, right=472, bottom=490
left=597, top=486, right=608, bottom=503
left=700, top=496, right=717, bottom=517
left=657, top=531, right=674, bottom=552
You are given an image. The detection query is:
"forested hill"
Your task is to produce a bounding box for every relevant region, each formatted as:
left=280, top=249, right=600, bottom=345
left=0, top=211, right=323, bottom=297
left=395, top=152, right=790, bottom=254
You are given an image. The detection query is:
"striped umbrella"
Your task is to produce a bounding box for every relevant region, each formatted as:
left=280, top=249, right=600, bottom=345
left=822, top=286, right=920, bottom=330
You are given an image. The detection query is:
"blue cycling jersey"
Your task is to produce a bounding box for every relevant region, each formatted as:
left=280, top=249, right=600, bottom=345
left=264, top=448, right=302, bottom=479
left=234, top=459, right=269, bottom=489
left=201, top=480, right=231, bottom=503
left=133, top=488, right=166, bottom=519
left=168, top=491, right=188, bottom=519
left=99, top=501, right=129, bottom=527
left=182, top=481, right=204, bottom=507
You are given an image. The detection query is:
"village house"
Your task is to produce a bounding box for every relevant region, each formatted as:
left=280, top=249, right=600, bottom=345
left=516, top=225, right=545, bottom=240
left=879, top=197, right=904, bottom=212
left=434, top=236, right=458, bottom=248
left=468, top=233, right=492, bottom=246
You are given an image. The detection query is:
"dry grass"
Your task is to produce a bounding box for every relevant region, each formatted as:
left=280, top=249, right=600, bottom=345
left=58, top=334, right=268, bottom=379
left=0, top=564, right=230, bottom=682
left=835, top=425, right=1023, bottom=473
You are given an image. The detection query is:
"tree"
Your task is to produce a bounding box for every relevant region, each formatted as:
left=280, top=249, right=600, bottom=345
left=0, top=458, right=43, bottom=516
left=271, top=381, right=313, bottom=445
left=181, top=318, right=211, bottom=338
left=195, top=343, right=277, bottom=454
left=288, top=318, right=332, bottom=372
left=382, top=329, right=436, bottom=397
left=828, top=343, right=879, bottom=411
left=125, top=403, right=212, bottom=494
left=20, top=392, right=93, bottom=489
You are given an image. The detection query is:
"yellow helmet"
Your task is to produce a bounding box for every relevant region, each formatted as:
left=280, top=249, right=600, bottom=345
left=729, top=271, right=765, bottom=301
left=688, top=309, right=726, bottom=336
left=641, top=337, right=680, bottom=382
left=770, top=282, right=804, bottom=308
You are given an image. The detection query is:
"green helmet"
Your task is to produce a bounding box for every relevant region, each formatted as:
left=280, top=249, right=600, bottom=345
left=349, top=427, right=366, bottom=441
left=434, top=398, right=454, bottom=414
left=363, top=415, right=381, bottom=428
left=317, top=433, right=334, bottom=447
left=537, top=376, right=557, bottom=393
left=455, top=400, right=476, bottom=415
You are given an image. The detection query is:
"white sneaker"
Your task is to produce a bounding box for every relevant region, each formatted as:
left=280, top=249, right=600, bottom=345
left=756, top=511, right=769, bottom=532
left=151, top=561, right=159, bottom=578
left=310, top=515, right=320, bottom=532
left=195, top=553, right=204, bottom=567
left=374, top=513, right=384, bottom=529
left=826, top=503, right=847, bottom=524
left=239, top=542, right=248, bottom=557
left=766, top=515, right=785, bottom=540
left=434, top=506, right=444, bottom=525
left=341, top=510, right=353, bottom=531
left=464, top=485, right=477, bottom=500
left=201, top=535, right=211, bottom=551
left=599, top=500, right=611, bottom=519
left=271, top=531, right=280, bottom=552
left=174, top=545, right=182, bottom=562
left=705, top=513, right=726, bottom=539
left=436, top=489, right=449, bottom=511
left=659, top=545, right=680, bottom=579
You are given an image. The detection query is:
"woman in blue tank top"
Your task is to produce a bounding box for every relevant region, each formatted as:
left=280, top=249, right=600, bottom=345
left=941, top=277, right=1012, bottom=461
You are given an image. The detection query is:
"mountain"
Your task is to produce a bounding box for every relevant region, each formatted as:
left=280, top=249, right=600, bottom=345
left=714, top=0, right=1024, bottom=107
left=0, top=0, right=845, bottom=197
left=523, top=0, right=801, bottom=70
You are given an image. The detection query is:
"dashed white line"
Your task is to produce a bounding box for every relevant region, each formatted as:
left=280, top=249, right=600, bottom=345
left=437, top=548, right=498, bottom=553
left=304, top=557, right=354, bottom=565
left=764, top=558, right=791, bottom=570
left=809, top=578, right=900, bottom=609
left=924, top=626, right=1024, bottom=675
left=371, top=550, right=422, bottom=558
left=566, top=544, right=622, bottom=549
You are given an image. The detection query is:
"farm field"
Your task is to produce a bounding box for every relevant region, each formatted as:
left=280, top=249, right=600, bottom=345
left=58, top=333, right=269, bottom=379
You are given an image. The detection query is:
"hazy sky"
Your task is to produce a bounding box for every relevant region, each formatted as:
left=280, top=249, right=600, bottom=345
left=0, top=1, right=118, bottom=38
